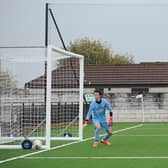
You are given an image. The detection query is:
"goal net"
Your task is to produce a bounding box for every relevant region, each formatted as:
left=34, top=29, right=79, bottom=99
left=46, top=46, right=84, bottom=145
left=0, top=46, right=84, bottom=149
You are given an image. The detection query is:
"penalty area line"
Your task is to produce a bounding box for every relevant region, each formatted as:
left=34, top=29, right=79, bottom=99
left=0, top=124, right=142, bottom=164
left=25, top=156, right=168, bottom=160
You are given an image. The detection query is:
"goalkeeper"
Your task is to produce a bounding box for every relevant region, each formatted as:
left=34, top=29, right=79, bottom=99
left=84, top=89, right=113, bottom=148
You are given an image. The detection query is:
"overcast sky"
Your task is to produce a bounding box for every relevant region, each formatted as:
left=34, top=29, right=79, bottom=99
left=1, top=0, right=168, bottom=87
left=1, top=0, right=168, bottom=63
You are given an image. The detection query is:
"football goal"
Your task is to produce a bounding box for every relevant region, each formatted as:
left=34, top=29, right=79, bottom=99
left=0, top=45, right=84, bottom=149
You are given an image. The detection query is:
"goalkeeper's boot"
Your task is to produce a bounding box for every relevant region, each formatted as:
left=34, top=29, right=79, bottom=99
left=101, top=140, right=111, bottom=146
left=93, top=141, right=99, bottom=148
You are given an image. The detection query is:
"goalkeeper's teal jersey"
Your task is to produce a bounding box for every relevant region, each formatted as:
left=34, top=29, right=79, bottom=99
left=85, top=98, right=112, bottom=122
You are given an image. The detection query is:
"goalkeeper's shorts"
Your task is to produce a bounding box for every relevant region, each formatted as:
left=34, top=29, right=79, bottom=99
left=92, top=119, right=109, bottom=130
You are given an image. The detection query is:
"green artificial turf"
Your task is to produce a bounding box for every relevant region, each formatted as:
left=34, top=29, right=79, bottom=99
left=1, top=123, right=168, bottom=168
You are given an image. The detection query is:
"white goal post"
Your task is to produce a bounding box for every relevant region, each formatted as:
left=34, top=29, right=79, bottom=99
left=0, top=45, right=84, bottom=149
left=46, top=45, right=84, bottom=148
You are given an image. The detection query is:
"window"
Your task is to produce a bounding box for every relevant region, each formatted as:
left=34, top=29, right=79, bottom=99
left=131, top=88, right=149, bottom=95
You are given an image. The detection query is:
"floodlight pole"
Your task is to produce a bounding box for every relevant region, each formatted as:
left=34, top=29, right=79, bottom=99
left=45, top=3, right=49, bottom=47
left=45, top=3, right=50, bottom=149
left=45, top=3, right=48, bottom=106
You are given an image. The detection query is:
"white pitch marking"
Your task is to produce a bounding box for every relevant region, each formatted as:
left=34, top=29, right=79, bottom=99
left=139, top=128, right=168, bottom=130
left=114, top=134, right=168, bottom=137
left=0, top=124, right=143, bottom=164
left=25, top=156, right=168, bottom=160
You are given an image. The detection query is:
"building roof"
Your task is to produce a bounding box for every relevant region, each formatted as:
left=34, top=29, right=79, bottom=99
left=25, top=63, right=168, bottom=88
left=25, top=62, right=80, bottom=89
left=85, top=63, right=168, bottom=87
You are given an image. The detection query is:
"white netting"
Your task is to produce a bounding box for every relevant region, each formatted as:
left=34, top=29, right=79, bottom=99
left=0, top=47, right=47, bottom=147
left=0, top=46, right=84, bottom=149
left=49, top=47, right=83, bottom=140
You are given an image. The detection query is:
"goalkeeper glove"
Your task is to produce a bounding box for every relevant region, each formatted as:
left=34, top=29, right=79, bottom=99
left=108, top=117, right=113, bottom=126
left=83, top=120, right=89, bottom=127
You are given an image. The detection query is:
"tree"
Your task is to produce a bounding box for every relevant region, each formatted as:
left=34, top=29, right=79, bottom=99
left=68, top=37, right=134, bottom=64
left=0, top=71, right=17, bottom=95
left=111, top=54, right=134, bottom=64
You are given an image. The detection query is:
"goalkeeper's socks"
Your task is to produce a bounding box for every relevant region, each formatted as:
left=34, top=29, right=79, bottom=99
left=94, top=129, right=100, bottom=142
left=102, top=132, right=112, bottom=141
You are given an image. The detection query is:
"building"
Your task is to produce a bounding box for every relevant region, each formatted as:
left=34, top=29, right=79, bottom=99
left=84, top=63, right=168, bottom=94
left=25, top=62, right=168, bottom=94
left=25, top=62, right=168, bottom=122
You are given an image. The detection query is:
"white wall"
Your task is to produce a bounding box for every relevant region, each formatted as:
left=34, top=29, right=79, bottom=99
left=149, top=87, right=168, bottom=93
